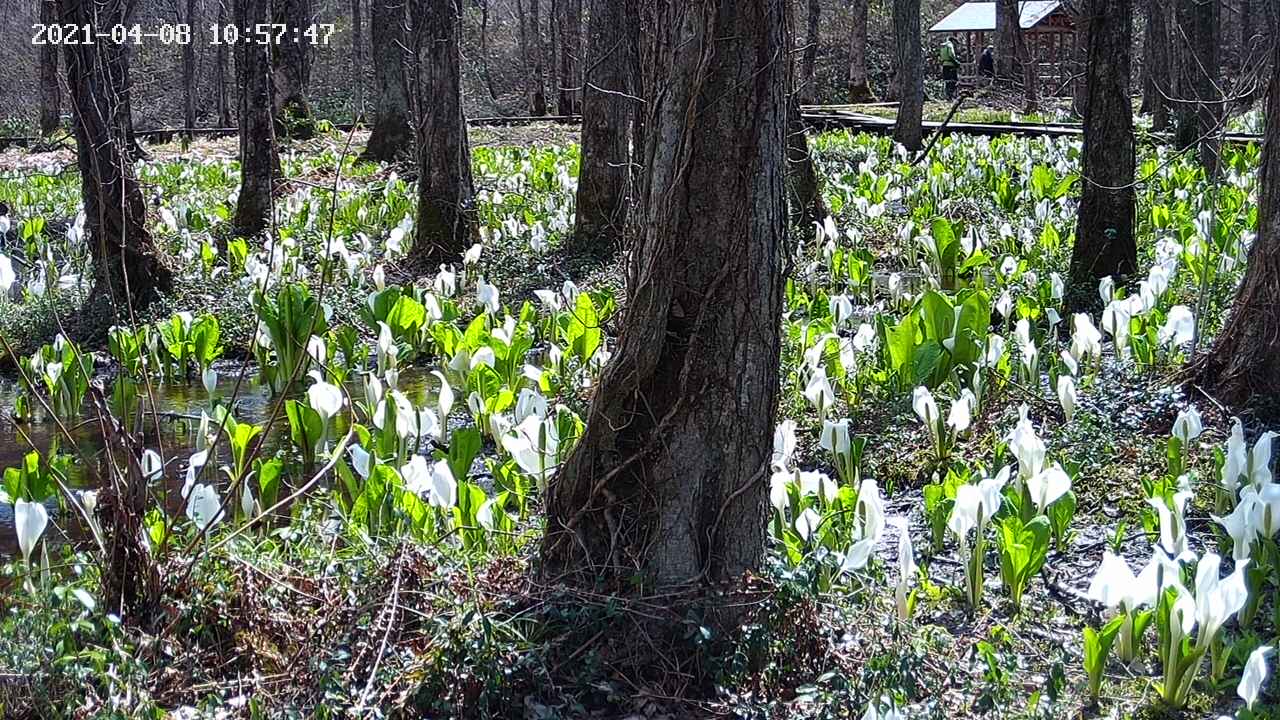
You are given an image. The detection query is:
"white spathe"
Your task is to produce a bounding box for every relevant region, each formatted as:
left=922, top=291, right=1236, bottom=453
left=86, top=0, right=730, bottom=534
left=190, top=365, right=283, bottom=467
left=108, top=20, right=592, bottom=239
left=14, top=499, right=49, bottom=564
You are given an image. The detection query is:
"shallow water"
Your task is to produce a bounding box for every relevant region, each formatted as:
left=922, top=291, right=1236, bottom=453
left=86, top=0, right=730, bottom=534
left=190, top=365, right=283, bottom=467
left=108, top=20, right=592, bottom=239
left=0, top=363, right=440, bottom=552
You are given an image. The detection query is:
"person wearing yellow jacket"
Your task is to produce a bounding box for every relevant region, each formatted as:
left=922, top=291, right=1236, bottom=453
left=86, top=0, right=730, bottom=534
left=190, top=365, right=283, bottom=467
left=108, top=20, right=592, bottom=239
left=940, top=35, right=960, bottom=100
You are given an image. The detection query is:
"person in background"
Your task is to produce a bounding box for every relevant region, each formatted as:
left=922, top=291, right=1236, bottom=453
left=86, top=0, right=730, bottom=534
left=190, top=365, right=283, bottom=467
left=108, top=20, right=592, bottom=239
left=940, top=35, right=960, bottom=100
left=978, top=45, right=995, bottom=79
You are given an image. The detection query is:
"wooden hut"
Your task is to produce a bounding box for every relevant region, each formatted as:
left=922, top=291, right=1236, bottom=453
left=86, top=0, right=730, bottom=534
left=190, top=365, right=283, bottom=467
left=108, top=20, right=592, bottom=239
left=928, top=1, right=1078, bottom=96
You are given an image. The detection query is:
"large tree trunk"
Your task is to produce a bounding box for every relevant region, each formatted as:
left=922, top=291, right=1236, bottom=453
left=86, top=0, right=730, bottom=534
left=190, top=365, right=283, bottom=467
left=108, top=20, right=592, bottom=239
left=39, top=0, right=61, bottom=137
left=893, top=0, right=924, bottom=150
left=273, top=0, right=315, bottom=135
left=412, top=0, right=475, bottom=261
left=1022, top=26, right=1038, bottom=111
left=1238, top=0, right=1274, bottom=106
left=541, top=0, right=787, bottom=593
left=216, top=1, right=232, bottom=127
left=478, top=0, right=499, bottom=100
left=555, top=0, right=582, bottom=114
left=521, top=0, right=548, bottom=115
left=234, top=0, right=281, bottom=237
left=1069, top=0, right=1136, bottom=309
left=626, top=0, right=646, bottom=199
left=352, top=0, right=364, bottom=119
left=1192, top=36, right=1280, bottom=411
left=59, top=0, right=172, bottom=306
left=848, top=0, right=875, bottom=102
left=1067, top=0, right=1088, bottom=116
left=111, top=4, right=144, bottom=159
left=798, top=0, right=820, bottom=103
left=572, top=0, right=636, bottom=254
left=183, top=0, right=198, bottom=137
left=787, top=99, right=824, bottom=231
left=1144, top=0, right=1173, bottom=131
left=996, top=0, right=1021, bottom=79
left=363, top=0, right=413, bottom=160
left=1173, top=0, right=1221, bottom=173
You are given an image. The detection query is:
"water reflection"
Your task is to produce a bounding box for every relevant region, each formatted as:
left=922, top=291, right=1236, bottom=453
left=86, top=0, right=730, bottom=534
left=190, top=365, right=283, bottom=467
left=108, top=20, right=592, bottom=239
left=0, top=364, right=441, bottom=551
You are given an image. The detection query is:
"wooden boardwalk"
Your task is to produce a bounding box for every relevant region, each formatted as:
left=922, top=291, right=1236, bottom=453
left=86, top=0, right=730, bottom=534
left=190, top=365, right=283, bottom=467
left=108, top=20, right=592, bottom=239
left=0, top=107, right=1263, bottom=152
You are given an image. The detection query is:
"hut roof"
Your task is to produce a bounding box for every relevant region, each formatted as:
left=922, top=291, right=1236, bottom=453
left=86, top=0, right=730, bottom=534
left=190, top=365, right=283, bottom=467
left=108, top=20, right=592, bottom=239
left=928, top=1, right=1062, bottom=32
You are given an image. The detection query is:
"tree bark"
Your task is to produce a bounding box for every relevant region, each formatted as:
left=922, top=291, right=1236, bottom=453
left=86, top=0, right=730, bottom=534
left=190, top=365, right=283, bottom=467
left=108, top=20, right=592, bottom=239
left=996, top=0, right=1021, bottom=79
left=478, top=0, right=499, bottom=100
left=1067, top=0, right=1088, bottom=116
left=1069, top=0, right=1136, bottom=309
left=412, top=0, right=475, bottom=261
left=787, top=99, right=824, bottom=231
left=798, top=0, right=820, bottom=104
left=39, top=0, right=61, bottom=137
left=216, top=1, right=232, bottom=127
left=1022, top=25, right=1039, bottom=111
left=59, top=0, right=172, bottom=306
left=521, top=0, right=548, bottom=115
left=234, top=0, right=281, bottom=237
left=541, top=0, right=788, bottom=593
left=555, top=0, right=582, bottom=114
left=848, top=0, right=875, bottom=102
left=893, top=0, right=924, bottom=150
left=1144, top=0, right=1173, bottom=131
left=1173, top=0, right=1222, bottom=173
left=1238, top=0, right=1273, bottom=105
left=183, top=0, right=198, bottom=137
left=352, top=0, right=364, bottom=119
left=363, top=0, right=413, bottom=160
left=572, top=0, right=636, bottom=255
left=273, top=0, right=315, bottom=135
left=1192, top=36, right=1280, bottom=411
left=626, top=0, right=646, bottom=199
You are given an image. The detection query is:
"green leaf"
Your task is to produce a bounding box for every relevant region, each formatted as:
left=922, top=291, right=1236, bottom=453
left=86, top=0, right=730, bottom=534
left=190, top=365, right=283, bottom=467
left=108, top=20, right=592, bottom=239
left=447, top=428, right=483, bottom=483
left=565, top=292, right=602, bottom=365
left=911, top=340, right=944, bottom=387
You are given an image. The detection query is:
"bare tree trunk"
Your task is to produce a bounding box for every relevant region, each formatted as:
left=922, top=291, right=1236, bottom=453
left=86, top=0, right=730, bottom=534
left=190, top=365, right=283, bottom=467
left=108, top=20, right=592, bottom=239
left=894, top=0, right=924, bottom=150
left=626, top=0, right=645, bottom=198
left=183, top=0, right=198, bottom=137
left=412, top=0, right=475, bottom=261
left=1238, top=0, right=1273, bottom=105
left=798, top=0, right=820, bottom=103
left=107, top=0, right=143, bottom=158
left=996, top=0, right=1020, bottom=79
left=1144, top=0, right=1174, bottom=131
left=542, top=0, right=788, bottom=594
left=363, top=0, right=412, bottom=160
left=1070, top=0, right=1136, bottom=309
left=352, top=0, right=364, bottom=119
left=522, top=0, right=548, bottom=115
left=787, top=99, right=824, bottom=230
left=1191, top=35, right=1280, bottom=411
left=1240, top=0, right=1251, bottom=57
left=1173, top=0, right=1222, bottom=173
left=59, top=0, right=172, bottom=306
left=478, top=0, right=499, bottom=100
left=216, top=1, right=232, bottom=127
left=234, top=0, right=281, bottom=237
left=572, top=0, right=636, bottom=254
left=554, top=0, right=582, bottom=113
left=273, top=0, right=315, bottom=135
left=516, top=0, right=531, bottom=108
left=1192, top=32, right=1274, bottom=409
left=1022, top=28, right=1038, bottom=111
left=848, top=0, right=875, bottom=102
left=1067, top=0, right=1088, bottom=116
left=39, top=0, right=61, bottom=137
